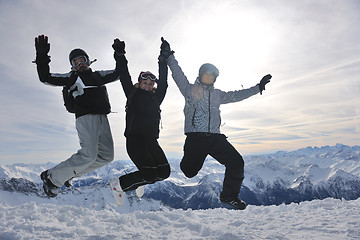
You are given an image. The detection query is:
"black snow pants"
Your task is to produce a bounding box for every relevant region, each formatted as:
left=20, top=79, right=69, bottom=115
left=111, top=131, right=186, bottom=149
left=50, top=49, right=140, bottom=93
left=119, top=136, right=170, bottom=192
left=180, top=133, right=244, bottom=199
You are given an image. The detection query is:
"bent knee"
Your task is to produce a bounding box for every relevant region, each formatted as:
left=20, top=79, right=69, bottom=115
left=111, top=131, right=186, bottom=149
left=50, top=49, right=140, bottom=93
left=181, top=166, right=198, bottom=178
left=158, top=164, right=171, bottom=180
left=100, top=148, right=114, bottom=162
left=180, top=160, right=201, bottom=178
left=143, top=164, right=171, bottom=183
left=80, top=152, right=98, bottom=162
left=141, top=168, right=158, bottom=183
left=105, top=153, right=114, bottom=162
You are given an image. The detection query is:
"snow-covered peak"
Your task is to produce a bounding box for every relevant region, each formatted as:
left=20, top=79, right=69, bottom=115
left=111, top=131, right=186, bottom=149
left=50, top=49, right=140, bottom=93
left=1, top=144, right=360, bottom=209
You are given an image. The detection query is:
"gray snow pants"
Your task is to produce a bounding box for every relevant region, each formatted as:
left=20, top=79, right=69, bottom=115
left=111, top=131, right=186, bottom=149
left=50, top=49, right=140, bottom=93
left=48, top=114, right=114, bottom=187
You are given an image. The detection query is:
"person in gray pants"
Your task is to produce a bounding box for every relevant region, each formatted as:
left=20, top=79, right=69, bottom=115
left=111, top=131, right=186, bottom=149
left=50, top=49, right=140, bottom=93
left=161, top=38, right=271, bottom=210
left=34, top=35, right=123, bottom=197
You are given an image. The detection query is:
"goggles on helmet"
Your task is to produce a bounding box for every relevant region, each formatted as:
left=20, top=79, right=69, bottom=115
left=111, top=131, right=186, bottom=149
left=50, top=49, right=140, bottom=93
left=71, top=55, right=89, bottom=68
left=140, top=71, right=156, bottom=82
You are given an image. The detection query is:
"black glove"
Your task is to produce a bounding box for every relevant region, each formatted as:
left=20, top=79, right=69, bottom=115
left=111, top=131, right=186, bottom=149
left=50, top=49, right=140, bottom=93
left=112, top=38, right=126, bottom=55
left=158, top=37, right=174, bottom=63
left=35, top=35, right=50, bottom=56
left=34, top=35, right=50, bottom=64
left=259, top=74, right=272, bottom=95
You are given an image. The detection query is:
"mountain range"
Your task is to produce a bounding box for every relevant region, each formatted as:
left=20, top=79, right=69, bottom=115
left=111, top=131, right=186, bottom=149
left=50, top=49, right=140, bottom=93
left=1, top=143, right=359, bottom=210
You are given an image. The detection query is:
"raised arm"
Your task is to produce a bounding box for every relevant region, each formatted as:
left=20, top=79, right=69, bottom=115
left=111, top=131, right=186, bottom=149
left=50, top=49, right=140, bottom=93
left=95, top=39, right=125, bottom=85
left=160, top=37, right=191, bottom=97
left=34, top=35, right=69, bottom=86
left=156, top=37, right=170, bottom=104
left=112, top=39, right=134, bottom=98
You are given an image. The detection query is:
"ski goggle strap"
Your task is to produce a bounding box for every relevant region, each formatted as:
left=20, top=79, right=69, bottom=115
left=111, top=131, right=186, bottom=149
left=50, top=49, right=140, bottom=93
left=139, top=71, right=156, bottom=82
left=71, top=55, right=90, bottom=68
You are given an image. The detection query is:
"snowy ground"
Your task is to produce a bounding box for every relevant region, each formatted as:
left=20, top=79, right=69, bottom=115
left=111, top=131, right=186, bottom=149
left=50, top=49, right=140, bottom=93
left=1, top=190, right=359, bottom=240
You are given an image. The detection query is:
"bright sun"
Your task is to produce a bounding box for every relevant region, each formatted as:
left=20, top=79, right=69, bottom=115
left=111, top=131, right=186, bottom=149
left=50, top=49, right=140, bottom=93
left=168, top=2, right=278, bottom=90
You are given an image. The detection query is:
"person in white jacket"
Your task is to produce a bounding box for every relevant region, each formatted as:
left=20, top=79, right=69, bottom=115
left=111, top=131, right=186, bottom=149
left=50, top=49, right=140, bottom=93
left=161, top=37, right=271, bottom=210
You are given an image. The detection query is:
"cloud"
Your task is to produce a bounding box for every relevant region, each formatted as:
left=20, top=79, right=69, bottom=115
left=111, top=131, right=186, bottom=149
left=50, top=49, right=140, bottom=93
left=0, top=0, right=360, bottom=164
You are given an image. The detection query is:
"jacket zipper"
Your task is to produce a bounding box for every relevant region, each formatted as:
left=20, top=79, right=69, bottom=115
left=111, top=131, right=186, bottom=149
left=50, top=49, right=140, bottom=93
left=208, top=90, right=211, bottom=133
left=192, top=108, right=196, bottom=127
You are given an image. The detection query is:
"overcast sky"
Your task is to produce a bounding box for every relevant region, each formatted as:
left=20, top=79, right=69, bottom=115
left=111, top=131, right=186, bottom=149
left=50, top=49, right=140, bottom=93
left=0, top=0, right=359, bottom=165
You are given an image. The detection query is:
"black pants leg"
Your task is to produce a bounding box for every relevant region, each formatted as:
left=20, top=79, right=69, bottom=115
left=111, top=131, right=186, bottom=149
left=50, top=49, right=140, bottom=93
left=180, top=135, right=209, bottom=178
left=208, top=135, right=244, bottom=199
left=119, top=137, right=170, bottom=192
left=181, top=134, right=244, bottom=199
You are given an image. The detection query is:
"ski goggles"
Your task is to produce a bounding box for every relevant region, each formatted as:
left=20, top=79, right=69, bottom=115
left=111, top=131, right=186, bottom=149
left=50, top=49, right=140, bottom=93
left=71, top=55, right=89, bottom=68
left=139, top=71, right=156, bottom=82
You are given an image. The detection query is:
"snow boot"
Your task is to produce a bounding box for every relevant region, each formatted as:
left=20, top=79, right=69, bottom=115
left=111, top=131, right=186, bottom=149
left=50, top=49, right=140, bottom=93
left=220, top=196, right=247, bottom=210
left=135, top=185, right=145, bottom=198
left=40, top=170, right=59, bottom=198
left=110, top=178, right=126, bottom=206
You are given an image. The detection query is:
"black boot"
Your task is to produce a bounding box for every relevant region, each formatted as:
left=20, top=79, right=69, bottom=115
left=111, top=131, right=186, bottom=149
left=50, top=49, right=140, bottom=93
left=220, top=177, right=246, bottom=210
left=220, top=196, right=247, bottom=210
left=40, top=171, right=59, bottom=197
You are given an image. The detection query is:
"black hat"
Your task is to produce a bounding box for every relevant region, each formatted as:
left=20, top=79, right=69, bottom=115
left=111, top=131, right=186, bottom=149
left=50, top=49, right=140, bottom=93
left=69, top=48, right=89, bottom=64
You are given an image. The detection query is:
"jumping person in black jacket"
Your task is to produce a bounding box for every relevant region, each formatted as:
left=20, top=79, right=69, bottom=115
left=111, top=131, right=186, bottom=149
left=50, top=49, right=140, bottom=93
left=34, top=35, right=121, bottom=197
left=109, top=38, right=170, bottom=203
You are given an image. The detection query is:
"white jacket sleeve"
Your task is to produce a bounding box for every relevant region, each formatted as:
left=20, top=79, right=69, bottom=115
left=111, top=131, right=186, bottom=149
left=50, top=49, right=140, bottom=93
left=220, top=85, right=260, bottom=104
left=167, top=55, right=191, bottom=97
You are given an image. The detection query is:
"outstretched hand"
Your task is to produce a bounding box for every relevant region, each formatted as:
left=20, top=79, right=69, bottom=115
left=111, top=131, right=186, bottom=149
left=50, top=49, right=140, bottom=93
left=35, top=35, right=50, bottom=56
left=259, top=74, right=272, bottom=95
left=158, top=37, right=174, bottom=63
left=112, top=38, right=126, bottom=55
left=160, top=37, right=171, bottom=51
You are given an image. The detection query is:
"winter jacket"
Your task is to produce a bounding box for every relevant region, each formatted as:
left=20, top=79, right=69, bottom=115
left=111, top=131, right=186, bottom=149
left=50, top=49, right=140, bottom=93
left=167, top=55, right=260, bottom=134
left=36, top=60, right=120, bottom=118
left=118, top=55, right=168, bottom=139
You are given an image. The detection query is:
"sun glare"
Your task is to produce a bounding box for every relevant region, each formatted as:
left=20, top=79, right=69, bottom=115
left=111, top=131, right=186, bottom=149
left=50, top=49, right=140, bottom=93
left=172, top=3, right=278, bottom=90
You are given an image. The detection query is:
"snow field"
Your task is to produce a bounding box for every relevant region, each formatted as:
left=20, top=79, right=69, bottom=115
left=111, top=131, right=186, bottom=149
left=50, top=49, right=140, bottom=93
left=1, top=194, right=359, bottom=240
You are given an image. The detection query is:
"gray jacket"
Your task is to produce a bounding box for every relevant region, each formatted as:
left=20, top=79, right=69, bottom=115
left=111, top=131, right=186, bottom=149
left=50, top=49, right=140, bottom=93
left=167, top=55, right=260, bottom=134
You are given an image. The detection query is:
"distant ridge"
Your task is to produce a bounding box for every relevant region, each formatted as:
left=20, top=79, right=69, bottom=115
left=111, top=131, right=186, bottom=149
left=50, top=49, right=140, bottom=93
left=1, top=144, right=359, bottom=209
